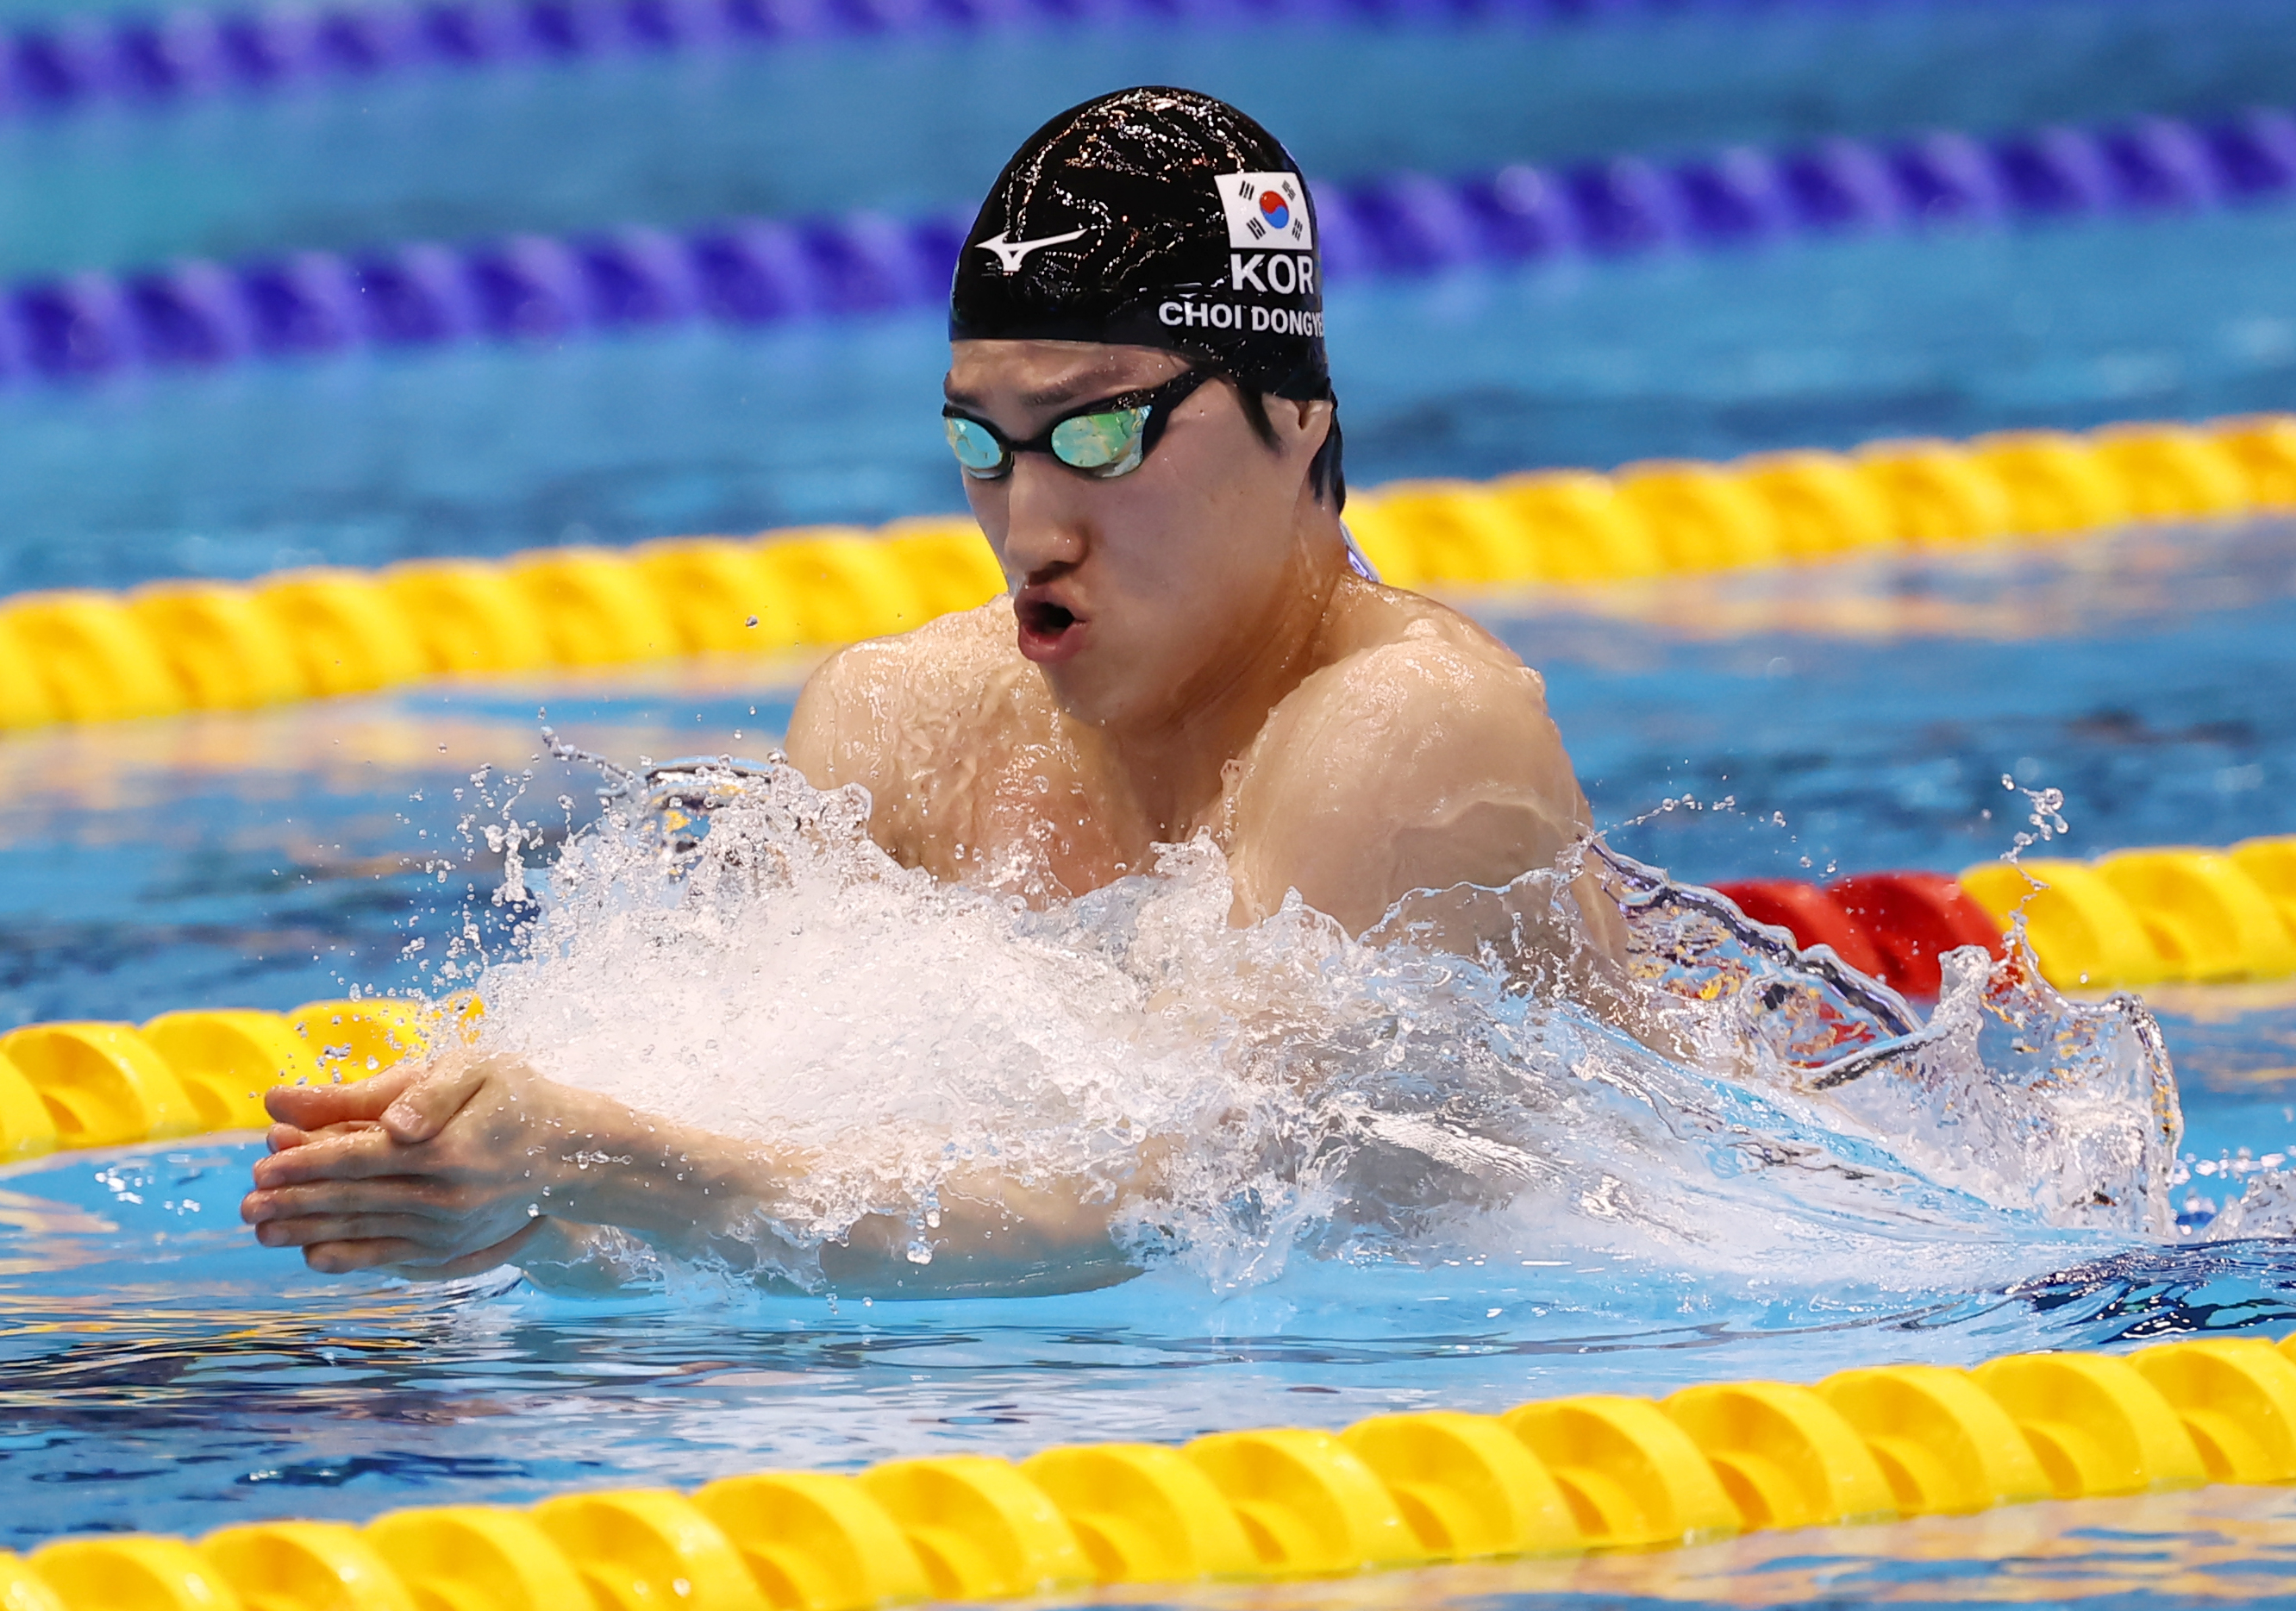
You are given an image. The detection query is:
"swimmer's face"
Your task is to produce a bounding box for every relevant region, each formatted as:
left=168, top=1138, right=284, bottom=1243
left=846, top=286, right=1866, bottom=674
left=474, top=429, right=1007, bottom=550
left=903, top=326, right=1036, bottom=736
left=945, top=339, right=1331, bottom=729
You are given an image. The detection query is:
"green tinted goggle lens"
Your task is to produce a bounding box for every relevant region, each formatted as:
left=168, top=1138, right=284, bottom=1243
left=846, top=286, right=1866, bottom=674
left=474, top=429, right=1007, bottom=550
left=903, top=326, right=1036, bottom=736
left=945, top=416, right=1006, bottom=473
left=1048, top=409, right=1147, bottom=473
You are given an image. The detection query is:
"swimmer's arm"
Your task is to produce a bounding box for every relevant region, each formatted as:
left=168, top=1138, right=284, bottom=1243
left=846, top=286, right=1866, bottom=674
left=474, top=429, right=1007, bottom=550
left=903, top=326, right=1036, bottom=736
left=1227, top=640, right=1618, bottom=945
left=241, top=1058, right=1136, bottom=1295
left=819, top=1179, right=1137, bottom=1298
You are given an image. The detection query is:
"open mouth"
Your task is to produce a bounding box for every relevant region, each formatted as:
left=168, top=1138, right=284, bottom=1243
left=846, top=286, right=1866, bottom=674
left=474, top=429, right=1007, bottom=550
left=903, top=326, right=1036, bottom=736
left=1015, top=593, right=1085, bottom=662
left=1021, top=599, right=1076, bottom=635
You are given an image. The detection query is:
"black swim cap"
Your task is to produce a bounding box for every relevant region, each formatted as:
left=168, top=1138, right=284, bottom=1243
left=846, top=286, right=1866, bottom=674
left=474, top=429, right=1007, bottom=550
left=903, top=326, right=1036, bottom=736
left=949, top=86, right=1333, bottom=404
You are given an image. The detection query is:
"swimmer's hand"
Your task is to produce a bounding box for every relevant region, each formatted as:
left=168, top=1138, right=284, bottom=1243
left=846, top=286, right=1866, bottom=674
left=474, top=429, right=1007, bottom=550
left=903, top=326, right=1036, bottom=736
left=238, top=1055, right=768, bottom=1280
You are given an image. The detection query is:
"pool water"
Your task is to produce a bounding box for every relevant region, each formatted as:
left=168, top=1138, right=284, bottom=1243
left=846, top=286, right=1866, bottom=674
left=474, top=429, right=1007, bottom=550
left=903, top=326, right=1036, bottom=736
left=8, top=0, right=2295, bottom=279
left=11, top=0, right=2296, bottom=1600
left=8, top=530, right=2296, bottom=1594
left=6, top=517, right=2296, bottom=1019
left=9, top=204, right=2296, bottom=595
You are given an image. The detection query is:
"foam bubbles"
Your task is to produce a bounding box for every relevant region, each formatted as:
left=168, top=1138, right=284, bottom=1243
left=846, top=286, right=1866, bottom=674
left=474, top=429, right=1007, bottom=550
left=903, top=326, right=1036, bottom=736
left=460, top=757, right=2180, bottom=1294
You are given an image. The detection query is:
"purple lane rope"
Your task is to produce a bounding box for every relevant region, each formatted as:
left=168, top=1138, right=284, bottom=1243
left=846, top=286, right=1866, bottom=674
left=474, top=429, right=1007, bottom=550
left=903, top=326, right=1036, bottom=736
left=6, top=103, right=2293, bottom=384
left=0, top=0, right=2142, bottom=124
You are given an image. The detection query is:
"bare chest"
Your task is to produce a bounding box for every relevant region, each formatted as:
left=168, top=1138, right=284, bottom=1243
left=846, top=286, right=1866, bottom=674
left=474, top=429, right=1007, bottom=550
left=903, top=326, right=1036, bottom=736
left=875, top=691, right=1234, bottom=902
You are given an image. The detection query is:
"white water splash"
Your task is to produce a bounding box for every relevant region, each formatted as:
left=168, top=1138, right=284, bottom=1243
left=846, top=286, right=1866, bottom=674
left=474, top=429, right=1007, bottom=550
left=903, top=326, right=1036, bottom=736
left=456, top=756, right=2180, bottom=1294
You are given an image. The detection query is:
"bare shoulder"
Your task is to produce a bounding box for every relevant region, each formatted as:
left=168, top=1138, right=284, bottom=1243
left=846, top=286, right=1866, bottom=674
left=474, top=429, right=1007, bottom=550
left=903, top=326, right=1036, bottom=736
left=1266, top=580, right=1559, bottom=763
left=1225, top=580, right=1589, bottom=931
left=785, top=601, right=1022, bottom=789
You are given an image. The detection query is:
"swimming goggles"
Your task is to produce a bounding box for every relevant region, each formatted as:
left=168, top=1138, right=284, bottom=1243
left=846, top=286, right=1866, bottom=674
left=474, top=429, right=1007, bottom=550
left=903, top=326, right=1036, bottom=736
left=942, top=368, right=1221, bottom=482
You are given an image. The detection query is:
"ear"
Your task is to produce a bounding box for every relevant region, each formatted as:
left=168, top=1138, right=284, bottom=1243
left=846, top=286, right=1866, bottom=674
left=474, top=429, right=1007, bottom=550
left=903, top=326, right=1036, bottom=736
left=1272, top=396, right=1334, bottom=461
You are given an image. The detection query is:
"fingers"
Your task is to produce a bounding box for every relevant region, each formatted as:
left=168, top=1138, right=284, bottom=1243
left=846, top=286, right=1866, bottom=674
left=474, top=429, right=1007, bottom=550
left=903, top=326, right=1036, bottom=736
left=264, top=1063, right=426, bottom=1131
left=248, top=1124, right=416, bottom=1189
left=302, top=1237, right=428, bottom=1274
left=380, top=1057, right=502, bottom=1145
left=247, top=1055, right=561, bottom=1282
left=242, top=1177, right=464, bottom=1225
left=395, top=1218, right=551, bottom=1281
left=300, top=1216, right=548, bottom=1280
left=253, top=1211, right=442, bottom=1249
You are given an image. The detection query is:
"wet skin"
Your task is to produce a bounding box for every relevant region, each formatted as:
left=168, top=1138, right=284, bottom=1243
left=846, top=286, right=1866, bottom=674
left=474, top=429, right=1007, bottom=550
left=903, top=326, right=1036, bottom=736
left=241, top=340, right=1611, bottom=1293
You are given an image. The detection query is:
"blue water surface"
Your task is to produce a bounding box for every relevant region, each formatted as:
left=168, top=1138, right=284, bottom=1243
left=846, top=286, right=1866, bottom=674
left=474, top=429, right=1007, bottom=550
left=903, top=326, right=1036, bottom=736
left=7, top=1, right=2296, bottom=1599
left=5, top=204, right=2295, bottom=594
left=3, top=528, right=2296, bottom=1581
left=3, top=0, right=2293, bottom=276
left=6, top=519, right=2295, bottom=1025
left=3, top=1132, right=2293, bottom=1551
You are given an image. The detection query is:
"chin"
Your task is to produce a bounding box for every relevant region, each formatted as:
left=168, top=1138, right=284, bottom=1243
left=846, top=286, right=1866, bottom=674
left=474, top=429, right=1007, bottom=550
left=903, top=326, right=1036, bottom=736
left=1035, top=655, right=1154, bottom=730
left=1035, top=661, right=1117, bottom=724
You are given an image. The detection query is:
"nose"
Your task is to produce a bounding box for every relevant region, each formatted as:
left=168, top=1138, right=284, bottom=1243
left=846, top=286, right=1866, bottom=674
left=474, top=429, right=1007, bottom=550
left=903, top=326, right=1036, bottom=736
left=995, top=454, right=1088, bottom=583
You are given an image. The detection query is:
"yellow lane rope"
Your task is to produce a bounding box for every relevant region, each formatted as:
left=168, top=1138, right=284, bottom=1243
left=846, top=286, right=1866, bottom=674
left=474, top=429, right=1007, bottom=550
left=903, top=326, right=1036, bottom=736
left=5, top=1334, right=2296, bottom=1608
left=3, top=414, right=2291, bottom=731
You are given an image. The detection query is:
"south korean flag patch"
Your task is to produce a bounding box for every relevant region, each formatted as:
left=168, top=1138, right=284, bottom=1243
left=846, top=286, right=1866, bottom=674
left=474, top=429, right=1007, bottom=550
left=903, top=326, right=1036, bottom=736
left=1215, top=172, right=1313, bottom=251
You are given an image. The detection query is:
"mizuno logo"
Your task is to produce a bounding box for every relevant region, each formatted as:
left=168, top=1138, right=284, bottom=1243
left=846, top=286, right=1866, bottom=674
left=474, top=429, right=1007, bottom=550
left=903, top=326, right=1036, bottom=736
left=975, top=229, right=1087, bottom=273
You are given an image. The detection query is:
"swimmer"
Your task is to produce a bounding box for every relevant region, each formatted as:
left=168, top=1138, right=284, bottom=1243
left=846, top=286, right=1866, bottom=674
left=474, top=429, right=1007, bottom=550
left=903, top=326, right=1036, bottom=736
left=241, top=87, right=1617, bottom=1293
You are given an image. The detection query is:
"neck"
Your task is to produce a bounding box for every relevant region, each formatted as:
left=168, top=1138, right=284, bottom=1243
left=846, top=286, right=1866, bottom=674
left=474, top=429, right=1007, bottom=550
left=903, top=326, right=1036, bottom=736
left=1085, top=513, right=1350, bottom=844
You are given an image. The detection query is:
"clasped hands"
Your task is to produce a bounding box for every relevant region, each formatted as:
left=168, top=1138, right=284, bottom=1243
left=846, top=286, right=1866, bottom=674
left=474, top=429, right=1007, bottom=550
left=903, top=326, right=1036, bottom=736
left=239, top=1053, right=599, bottom=1280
